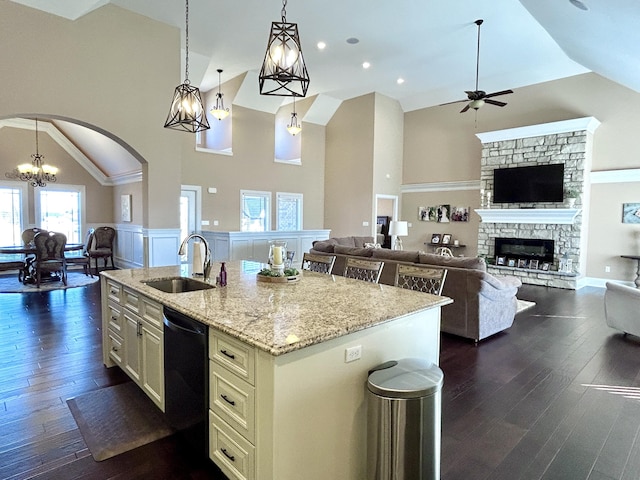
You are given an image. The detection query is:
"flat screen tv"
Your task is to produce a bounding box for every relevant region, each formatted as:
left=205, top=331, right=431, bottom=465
left=493, top=163, right=564, bottom=204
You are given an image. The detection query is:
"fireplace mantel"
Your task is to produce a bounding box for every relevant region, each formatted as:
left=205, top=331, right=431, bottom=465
left=475, top=208, right=581, bottom=225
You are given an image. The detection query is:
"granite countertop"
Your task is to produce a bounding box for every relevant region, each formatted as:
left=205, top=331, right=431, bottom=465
left=101, top=261, right=452, bottom=356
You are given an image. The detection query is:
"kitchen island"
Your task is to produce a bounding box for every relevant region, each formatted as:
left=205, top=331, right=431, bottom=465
left=101, top=261, right=451, bottom=480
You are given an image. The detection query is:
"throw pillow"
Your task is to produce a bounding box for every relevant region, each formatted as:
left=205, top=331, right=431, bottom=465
left=364, top=242, right=381, bottom=249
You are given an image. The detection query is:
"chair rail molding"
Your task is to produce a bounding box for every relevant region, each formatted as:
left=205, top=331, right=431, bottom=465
left=475, top=208, right=581, bottom=224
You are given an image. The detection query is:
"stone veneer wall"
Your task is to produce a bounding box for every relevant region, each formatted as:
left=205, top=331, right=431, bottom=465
left=476, top=120, right=596, bottom=289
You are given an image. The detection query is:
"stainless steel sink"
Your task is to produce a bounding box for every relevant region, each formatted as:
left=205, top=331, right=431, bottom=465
left=143, top=277, right=214, bottom=293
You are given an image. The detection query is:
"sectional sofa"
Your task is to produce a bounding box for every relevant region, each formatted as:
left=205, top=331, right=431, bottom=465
left=310, top=236, right=522, bottom=342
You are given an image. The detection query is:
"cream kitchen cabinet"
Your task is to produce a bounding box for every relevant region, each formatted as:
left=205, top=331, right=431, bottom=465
left=101, top=278, right=164, bottom=411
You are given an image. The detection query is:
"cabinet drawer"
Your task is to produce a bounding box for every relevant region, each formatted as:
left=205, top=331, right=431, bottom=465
left=122, top=287, right=140, bottom=314
left=107, top=330, right=124, bottom=366
left=210, top=361, right=255, bottom=443
left=107, top=301, right=123, bottom=334
left=141, top=297, right=162, bottom=329
left=106, top=280, right=121, bottom=304
left=209, top=330, right=255, bottom=385
left=209, top=411, right=255, bottom=480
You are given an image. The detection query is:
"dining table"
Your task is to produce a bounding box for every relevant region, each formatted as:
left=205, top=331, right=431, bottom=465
left=0, top=243, right=84, bottom=284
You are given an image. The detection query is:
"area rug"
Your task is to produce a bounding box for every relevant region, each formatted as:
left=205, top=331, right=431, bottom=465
left=67, top=382, right=175, bottom=461
left=517, top=299, right=536, bottom=314
left=0, top=271, right=98, bottom=293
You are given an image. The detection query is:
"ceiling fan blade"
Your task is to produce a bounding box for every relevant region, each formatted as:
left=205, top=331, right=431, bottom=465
left=439, top=98, right=469, bottom=106
left=484, top=89, right=513, bottom=99
left=485, top=99, right=507, bottom=107
left=460, top=104, right=471, bottom=113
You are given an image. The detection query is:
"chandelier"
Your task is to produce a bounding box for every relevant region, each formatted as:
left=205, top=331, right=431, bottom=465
left=286, top=98, right=301, bottom=136
left=258, top=0, right=309, bottom=97
left=210, top=69, right=230, bottom=121
left=5, top=118, right=58, bottom=187
left=164, top=0, right=210, bottom=133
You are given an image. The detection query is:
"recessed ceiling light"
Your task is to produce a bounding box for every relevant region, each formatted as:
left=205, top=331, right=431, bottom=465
left=397, top=78, right=405, bottom=85
left=317, top=41, right=326, bottom=50
left=569, top=0, right=589, bottom=11
left=346, top=37, right=359, bottom=45
left=362, top=61, right=371, bottom=69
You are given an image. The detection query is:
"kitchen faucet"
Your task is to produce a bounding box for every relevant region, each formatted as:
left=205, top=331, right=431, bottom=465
left=178, top=233, right=212, bottom=280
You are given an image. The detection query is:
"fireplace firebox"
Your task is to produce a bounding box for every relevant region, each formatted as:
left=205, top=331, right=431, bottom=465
left=494, top=237, right=554, bottom=263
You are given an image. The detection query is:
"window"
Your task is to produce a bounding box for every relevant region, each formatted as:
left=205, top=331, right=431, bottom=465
left=36, top=185, right=85, bottom=244
left=0, top=183, right=25, bottom=246
left=276, top=192, right=303, bottom=231
left=241, top=190, right=271, bottom=232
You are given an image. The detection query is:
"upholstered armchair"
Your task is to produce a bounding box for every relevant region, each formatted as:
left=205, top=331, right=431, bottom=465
left=33, top=232, right=67, bottom=287
left=88, top=226, right=115, bottom=274
left=604, top=282, right=640, bottom=338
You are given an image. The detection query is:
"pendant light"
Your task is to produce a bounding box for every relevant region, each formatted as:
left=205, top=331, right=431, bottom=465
left=5, top=118, right=58, bottom=188
left=164, top=0, right=210, bottom=133
left=258, top=0, right=309, bottom=97
left=210, top=69, right=230, bottom=121
left=286, top=98, right=301, bottom=136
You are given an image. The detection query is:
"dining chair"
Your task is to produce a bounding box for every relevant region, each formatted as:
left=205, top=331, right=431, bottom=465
left=65, top=229, right=93, bottom=277
left=302, top=253, right=336, bottom=275
left=22, top=227, right=49, bottom=247
left=394, top=264, right=448, bottom=295
left=88, top=226, right=116, bottom=274
left=343, top=257, right=384, bottom=284
left=33, top=231, right=68, bottom=287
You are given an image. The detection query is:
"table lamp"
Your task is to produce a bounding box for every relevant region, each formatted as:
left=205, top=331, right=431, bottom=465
left=389, top=221, right=408, bottom=250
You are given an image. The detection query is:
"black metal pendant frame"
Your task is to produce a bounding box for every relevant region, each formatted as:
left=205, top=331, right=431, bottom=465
left=164, top=81, right=210, bottom=133
left=259, top=21, right=309, bottom=97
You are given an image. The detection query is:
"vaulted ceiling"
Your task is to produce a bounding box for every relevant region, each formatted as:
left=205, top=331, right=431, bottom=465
left=7, top=0, right=640, bottom=180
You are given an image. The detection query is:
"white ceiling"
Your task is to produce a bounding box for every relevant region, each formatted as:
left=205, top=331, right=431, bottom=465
left=8, top=0, right=640, bottom=179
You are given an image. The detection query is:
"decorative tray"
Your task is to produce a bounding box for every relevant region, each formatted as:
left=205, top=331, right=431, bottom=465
left=256, top=274, right=300, bottom=284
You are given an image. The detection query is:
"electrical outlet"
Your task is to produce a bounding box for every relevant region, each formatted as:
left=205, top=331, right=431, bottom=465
left=345, top=345, right=362, bottom=363
left=213, top=220, right=219, bottom=226
left=605, top=265, right=611, bottom=273
left=362, top=221, right=369, bottom=227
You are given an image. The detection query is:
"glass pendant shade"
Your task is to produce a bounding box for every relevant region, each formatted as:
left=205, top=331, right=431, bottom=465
left=210, top=69, right=230, bottom=121
left=259, top=1, right=309, bottom=97
left=286, top=112, right=301, bottom=136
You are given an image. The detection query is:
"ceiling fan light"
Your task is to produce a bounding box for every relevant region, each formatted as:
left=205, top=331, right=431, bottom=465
left=470, top=99, right=485, bottom=110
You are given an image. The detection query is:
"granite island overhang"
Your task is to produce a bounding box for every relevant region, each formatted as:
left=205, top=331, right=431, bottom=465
left=100, top=260, right=452, bottom=356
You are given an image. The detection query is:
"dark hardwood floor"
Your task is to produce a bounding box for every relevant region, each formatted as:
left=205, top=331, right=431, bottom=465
left=1, top=279, right=639, bottom=479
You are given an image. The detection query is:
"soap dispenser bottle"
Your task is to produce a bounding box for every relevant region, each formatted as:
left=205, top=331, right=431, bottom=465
left=219, top=262, right=227, bottom=286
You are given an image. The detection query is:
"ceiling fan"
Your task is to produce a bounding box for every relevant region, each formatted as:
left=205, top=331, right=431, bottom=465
left=444, top=19, right=513, bottom=113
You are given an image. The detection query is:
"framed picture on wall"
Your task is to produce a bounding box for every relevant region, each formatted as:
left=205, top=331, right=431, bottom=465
left=507, top=258, right=516, bottom=267
left=121, top=194, right=131, bottom=222
left=451, top=206, right=470, bottom=222
left=529, top=259, right=539, bottom=270
left=622, top=203, right=640, bottom=223
left=418, top=206, right=429, bottom=221
left=518, top=259, right=528, bottom=268
left=441, top=234, right=452, bottom=245
left=436, top=205, right=451, bottom=223
left=541, top=262, right=551, bottom=271
left=431, top=233, right=441, bottom=244
left=496, top=256, right=506, bottom=266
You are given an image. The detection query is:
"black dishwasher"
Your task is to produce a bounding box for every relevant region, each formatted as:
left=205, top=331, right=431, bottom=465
left=163, top=306, right=208, bottom=457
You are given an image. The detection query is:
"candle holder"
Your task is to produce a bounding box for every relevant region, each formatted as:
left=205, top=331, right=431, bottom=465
left=268, top=240, right=287, bottom=275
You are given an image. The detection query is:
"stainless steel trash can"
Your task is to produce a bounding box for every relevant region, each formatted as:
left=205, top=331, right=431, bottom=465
left=367, top=358, right=444, bottom=480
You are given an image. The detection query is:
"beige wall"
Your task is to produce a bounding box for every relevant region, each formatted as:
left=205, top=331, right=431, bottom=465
left=325, top=95, right=376, bottom=238
left=402, top=72, right=640, bottom=281
left=0, top=126, right=113, bottom=225
left=0, top=3, right=180, bottom=230
left=180, top=105, right=326, bottom=231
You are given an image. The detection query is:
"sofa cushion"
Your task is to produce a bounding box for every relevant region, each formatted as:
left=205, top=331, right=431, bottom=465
left=312, top=240, right=337, bottom=253
left=418, top=253, right=487, bottom=271
left=335, top=237, right=357, bottom=247
left=371, top=249, right=420, bottom=263
left=334, top=245, right=374, bottom=257
left=352, top=236, right=374, bottom=247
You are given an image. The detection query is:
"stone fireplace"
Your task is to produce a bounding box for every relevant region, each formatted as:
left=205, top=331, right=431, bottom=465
left=475, top=117, right=600, bottom=289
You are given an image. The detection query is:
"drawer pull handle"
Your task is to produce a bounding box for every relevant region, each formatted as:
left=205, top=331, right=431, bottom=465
left=221, top=448, right=235, bottom=462
left=221, top=394, right=236, bottom=406
left=111, top=316, right=118, bottom=322
left=112, top=346, right=119, bottom=352
left=220, top=349, right=235, bottom=360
